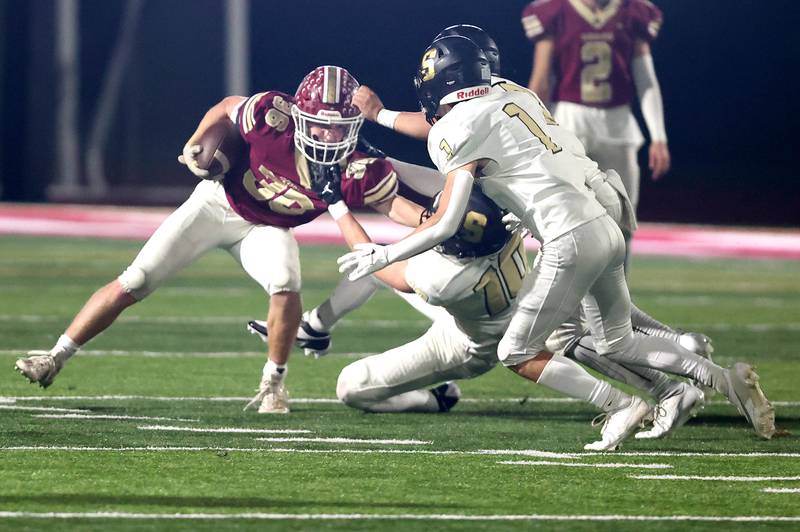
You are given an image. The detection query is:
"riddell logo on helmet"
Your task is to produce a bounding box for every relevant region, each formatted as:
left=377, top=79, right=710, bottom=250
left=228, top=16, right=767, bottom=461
left=456, top=86, right=489, bottom=100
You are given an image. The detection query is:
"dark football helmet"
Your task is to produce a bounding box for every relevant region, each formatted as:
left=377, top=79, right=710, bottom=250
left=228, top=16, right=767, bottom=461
left=292, top=65, right=364, bottom=164
left=423, top=186, right=511, bottom=259
left=435, top=24, right=501, bottom=76
left=413, top=36, right=492, bottom=125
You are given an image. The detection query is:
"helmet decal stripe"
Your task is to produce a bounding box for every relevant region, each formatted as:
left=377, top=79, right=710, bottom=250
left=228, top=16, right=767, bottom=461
left=323, top=66, right=341, bottom=104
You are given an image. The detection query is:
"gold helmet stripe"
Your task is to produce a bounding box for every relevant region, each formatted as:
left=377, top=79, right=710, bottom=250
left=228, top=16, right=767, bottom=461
left=323, top=66, right=341, bottom=104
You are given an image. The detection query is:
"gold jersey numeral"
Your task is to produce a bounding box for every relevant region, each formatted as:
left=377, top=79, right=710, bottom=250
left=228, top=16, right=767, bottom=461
left=494, top=81, right=557, bottom=125
left=502, top=103, right=562, bottom=154
left=472, top=236, right=528, bottom=316
left=439, top=139, right=454, bottom=161
left=243, top=165, right=315, bottom=215
left=580, top=41, right=613, bottom=104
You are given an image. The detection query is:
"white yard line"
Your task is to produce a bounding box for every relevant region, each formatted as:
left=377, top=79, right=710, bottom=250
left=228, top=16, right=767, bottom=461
left=499, top=460, right=672, bottom=469
left=0, top=350, right=375, bottom=359
left=34, top=414, right=198, bottom=422
left=7, top=394, right=798, bottom=408
left=0, top=511, right=799, bottom=522
left=0, top=405, right=90, bottom=414
left=762, top=488, right=800, bottom=493
left=0, top=315, right=430, bottom=328
left=631, top=475, right=800, bottom=482
left=254, top=437, right=432, bottom=445
left=137, top=425, right=311, bottom=434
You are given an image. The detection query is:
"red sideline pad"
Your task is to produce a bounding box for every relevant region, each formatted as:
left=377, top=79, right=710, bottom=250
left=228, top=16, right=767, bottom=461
left=1, top=203, right=799, bottom=260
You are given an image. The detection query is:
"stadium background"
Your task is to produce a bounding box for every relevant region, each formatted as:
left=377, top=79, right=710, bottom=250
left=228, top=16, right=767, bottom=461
left=0, top=0, right=797, bottom=227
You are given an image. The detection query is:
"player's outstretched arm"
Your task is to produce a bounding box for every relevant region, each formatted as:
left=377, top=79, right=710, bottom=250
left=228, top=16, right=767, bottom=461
left=178, top=96, right=246, bottom=178
left=329, top=209, right=412, bottom=293
left=336, top=162, right=475, bottom=281
left=632, top=40, right=670, bottom=180
left=353, top=86, right=431, bottom=140
left=370, top=195, right=425, bottom=228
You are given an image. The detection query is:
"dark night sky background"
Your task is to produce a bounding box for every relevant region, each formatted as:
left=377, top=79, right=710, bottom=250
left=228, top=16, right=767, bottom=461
left=1, top=0, right=798, bottom=226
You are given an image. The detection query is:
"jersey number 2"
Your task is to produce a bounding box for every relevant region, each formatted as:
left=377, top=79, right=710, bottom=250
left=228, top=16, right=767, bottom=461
left=580, top=41, right=613, bottom=104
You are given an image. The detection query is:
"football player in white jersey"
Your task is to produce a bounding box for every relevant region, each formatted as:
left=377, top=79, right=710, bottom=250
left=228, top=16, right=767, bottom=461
left=325, top=180, right=661, bottom=450
left=337, top=36, right=775, bottom=443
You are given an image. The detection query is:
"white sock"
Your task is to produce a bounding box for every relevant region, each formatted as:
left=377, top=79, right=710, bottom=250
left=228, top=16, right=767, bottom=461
left=315, top=275, right=379, bottom=330
left=51, top=334, right=79, bottom=363
left=537, top=354, right=631, bottom=412
left=262, top=359, right=287, bottom=383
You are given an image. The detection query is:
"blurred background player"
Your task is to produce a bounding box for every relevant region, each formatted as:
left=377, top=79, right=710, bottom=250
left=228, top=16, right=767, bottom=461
left=15, top=65, right=424, bottom=415
left=522, top=0, right=669, bottom=271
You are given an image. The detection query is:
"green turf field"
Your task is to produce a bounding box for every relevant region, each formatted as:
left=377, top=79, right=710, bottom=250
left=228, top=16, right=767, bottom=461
left=1, top=236, right=799, bottom=531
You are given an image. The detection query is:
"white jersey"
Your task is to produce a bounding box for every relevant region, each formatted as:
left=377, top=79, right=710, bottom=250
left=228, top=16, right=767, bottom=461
left=404, top=233, right=528, bottom=357
left=427, top=88, right=606, bottom=245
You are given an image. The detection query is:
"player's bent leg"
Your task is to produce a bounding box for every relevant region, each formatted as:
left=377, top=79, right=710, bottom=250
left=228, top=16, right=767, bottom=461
left=336, top=319, right=494, bottom=413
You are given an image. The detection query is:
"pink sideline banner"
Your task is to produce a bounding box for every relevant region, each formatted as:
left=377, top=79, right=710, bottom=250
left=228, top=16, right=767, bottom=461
left=1, top=203, right=799, bottom=260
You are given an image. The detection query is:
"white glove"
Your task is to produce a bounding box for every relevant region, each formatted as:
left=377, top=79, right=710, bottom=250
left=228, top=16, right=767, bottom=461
left=337, top=243, right=390, bottom=281
left=177, top=144, right=212, bottom=179
left=501, top=212, right=531, bottom=238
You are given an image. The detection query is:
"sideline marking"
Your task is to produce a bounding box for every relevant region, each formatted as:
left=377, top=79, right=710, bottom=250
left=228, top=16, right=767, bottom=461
left=137, top=425, right=312, bottom=434
left=500, top=460, right=672, bottom=469
left=34, top=414, right=199, bottom=422
left=0, top=511, right=799, bottom=522
left=762, top=488, right=800, bottom=493
left=255, top=437, right=432, bottom=445
left=632, top=475, right=800, bottom=482
left=0, top=405, right=90, bottom=414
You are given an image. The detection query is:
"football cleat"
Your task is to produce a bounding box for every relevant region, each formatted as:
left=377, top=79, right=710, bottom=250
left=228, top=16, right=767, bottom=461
left=584, top=396, right=650, bottom=451
left=246, top=312, right=332, bottom=358
left=15, top=351, right=62, bottom=388
left=430, top=381, right=461, bottom=412
left=635, top=383, right=705, bottom=439
left=244, top=379, right=290, bottom=414
left=724, top=363, right=775, bottom=440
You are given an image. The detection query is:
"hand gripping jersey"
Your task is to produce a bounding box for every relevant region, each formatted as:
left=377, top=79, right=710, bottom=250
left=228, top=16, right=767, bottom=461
left=427, top=89, right=606, bottom=244
left=521, top=0, right=663, bottom=108
left=405, top=233, right=528, bottom=356
left=224, top=91, right=398, bottom=227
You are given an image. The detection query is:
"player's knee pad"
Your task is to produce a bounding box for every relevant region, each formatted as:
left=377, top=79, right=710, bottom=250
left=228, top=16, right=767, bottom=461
left=117, top=266, right=152, bottom=300
left=266, top=265, right=301, bottom=295
left=336, top=362, right=371, bottom=407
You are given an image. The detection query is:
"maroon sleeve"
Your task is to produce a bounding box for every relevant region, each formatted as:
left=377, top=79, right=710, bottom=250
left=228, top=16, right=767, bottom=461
left=236, top=91, right=295, bottom=144
left=521, top=0, right=562, bottom=42
left=629, top=0, right=663, bottom=42
left=340, top=156, right=398, bottom=209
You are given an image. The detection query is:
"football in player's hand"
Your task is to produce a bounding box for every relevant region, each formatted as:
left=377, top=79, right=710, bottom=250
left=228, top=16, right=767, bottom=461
left=193, top=120, right=246, bottom=178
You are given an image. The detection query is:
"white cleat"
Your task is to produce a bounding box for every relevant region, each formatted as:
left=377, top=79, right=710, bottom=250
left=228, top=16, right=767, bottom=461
left=243, top=379, right=290, bottom=414
left=636, top=383, right=705, bottom=439
left=724, top=362, right=775, bottom=440
left=584, top=396, right=651, bottom=451
left=15, top=351, right=62, bottom=388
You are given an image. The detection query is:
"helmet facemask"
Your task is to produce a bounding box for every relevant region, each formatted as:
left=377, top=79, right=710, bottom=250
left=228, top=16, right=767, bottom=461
left=292, top=106, right=363, bottom=164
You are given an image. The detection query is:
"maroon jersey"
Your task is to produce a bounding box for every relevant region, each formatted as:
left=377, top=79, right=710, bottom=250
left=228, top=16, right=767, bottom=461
left=522, top=0, right=662, bottom=108
left=223, top=91, right=398, bottom=227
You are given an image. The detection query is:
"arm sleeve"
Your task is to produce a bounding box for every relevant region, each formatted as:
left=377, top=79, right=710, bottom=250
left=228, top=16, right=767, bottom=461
left=521, top=0, right=561, bottom=42
left=632, top=54, right=667, bottom=142
left=384, top=171, right=473, bottom=263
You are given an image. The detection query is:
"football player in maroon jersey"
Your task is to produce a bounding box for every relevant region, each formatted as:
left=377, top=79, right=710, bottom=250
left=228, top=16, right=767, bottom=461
left=522, top=0, right=669, bottom=269
left=14, top=66, right=425, bottom=414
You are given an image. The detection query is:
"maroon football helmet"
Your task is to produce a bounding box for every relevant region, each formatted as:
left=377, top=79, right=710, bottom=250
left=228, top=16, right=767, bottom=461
left=292, top=65, right=364, bottom=164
